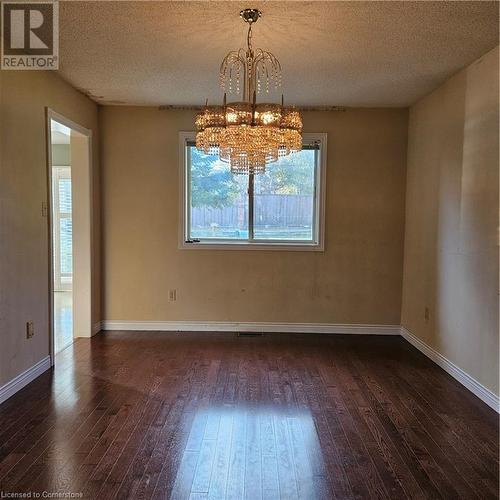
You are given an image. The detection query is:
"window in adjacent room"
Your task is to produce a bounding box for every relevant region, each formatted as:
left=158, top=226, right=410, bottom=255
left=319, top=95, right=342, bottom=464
left=180, top=132, right=326, bottom=250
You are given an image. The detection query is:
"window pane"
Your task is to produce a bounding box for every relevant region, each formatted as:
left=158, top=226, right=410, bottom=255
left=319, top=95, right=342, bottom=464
left=189, top=146, right=249, bottom=240
left=59, top=178, right=72, bottom=213
left=254, top=149, right=316, bottom=241
left=60, top=218, right=72, bottom=274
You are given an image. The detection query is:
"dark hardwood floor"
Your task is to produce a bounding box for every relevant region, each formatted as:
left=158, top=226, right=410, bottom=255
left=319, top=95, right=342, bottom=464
left=0, top=332, right=498, bottom=499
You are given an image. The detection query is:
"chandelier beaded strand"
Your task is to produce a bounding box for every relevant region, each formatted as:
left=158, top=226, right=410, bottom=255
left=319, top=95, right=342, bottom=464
left=195, top=8, right=303, bottom=175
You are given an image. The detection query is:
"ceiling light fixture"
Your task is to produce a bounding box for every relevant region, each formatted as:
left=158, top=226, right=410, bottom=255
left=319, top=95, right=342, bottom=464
left=195, top=8, right=303, bottom=175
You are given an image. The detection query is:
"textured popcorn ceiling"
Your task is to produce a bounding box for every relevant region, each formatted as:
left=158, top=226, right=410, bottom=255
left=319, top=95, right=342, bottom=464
left=58, top=1, right=499, bottom=107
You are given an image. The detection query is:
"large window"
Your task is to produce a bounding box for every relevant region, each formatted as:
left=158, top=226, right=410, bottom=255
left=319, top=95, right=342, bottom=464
left=52, top=166, right=72, bottom=290
left=180, top=133, right=326, bottom=250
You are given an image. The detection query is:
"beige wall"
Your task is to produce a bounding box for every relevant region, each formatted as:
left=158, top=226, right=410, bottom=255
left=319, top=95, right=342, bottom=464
left=101, top=107, right=408, bottom=325
left=402, top=46, right=499, bottom=394
left=0, top=70, right=100, bottom=387
left=52, top=144, right=70, bottom=165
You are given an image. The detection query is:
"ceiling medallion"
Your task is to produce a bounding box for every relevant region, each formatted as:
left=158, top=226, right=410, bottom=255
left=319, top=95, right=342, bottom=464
left=195, top=8, right=303, bottom=175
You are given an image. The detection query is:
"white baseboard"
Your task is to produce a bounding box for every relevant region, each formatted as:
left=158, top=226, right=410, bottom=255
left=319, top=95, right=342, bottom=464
left=101, top=320, right=401, bottom=336
left=0, top=356, right=51, bottom=406
left=400, top=327, right=499, bottom=412
left=92, top=321, right=102, bottom=335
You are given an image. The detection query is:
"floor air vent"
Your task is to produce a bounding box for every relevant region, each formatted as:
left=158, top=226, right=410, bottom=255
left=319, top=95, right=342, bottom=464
left=237, top=332, right=264, bottom=337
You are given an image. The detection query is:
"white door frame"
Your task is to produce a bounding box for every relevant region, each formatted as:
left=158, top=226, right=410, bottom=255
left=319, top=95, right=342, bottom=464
left=46, top=108, right=94, bottom=366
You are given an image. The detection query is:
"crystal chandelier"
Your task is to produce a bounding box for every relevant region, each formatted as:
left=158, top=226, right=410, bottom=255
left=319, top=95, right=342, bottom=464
left=195, top=8, right=303, bottom=175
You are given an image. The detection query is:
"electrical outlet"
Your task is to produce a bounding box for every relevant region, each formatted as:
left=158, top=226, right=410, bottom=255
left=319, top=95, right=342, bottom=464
left=169, top=289, right=177, bottom=302
left=424, top=307, right=430, bottom=323
left=26, top=321, right=34, bottom=339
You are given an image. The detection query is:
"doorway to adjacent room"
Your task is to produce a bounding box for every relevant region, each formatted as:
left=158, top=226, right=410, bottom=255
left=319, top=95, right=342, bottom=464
left=47, top=110, right=93, bottom=358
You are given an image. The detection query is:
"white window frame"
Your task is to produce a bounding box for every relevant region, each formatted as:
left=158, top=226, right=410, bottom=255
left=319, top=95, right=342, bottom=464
left=179, top=132, right=327, bottom=251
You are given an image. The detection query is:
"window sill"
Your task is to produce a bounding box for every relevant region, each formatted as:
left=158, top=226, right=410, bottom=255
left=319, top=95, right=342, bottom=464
left=179, top=240, right=325, bottom=252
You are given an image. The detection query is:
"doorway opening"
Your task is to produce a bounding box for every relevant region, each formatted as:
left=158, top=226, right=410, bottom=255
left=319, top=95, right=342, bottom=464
left=47, top=110, right=92, bottom=360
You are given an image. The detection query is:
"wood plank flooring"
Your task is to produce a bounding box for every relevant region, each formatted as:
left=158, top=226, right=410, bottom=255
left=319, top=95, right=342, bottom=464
left=0, top=332, right=497, bottom=499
